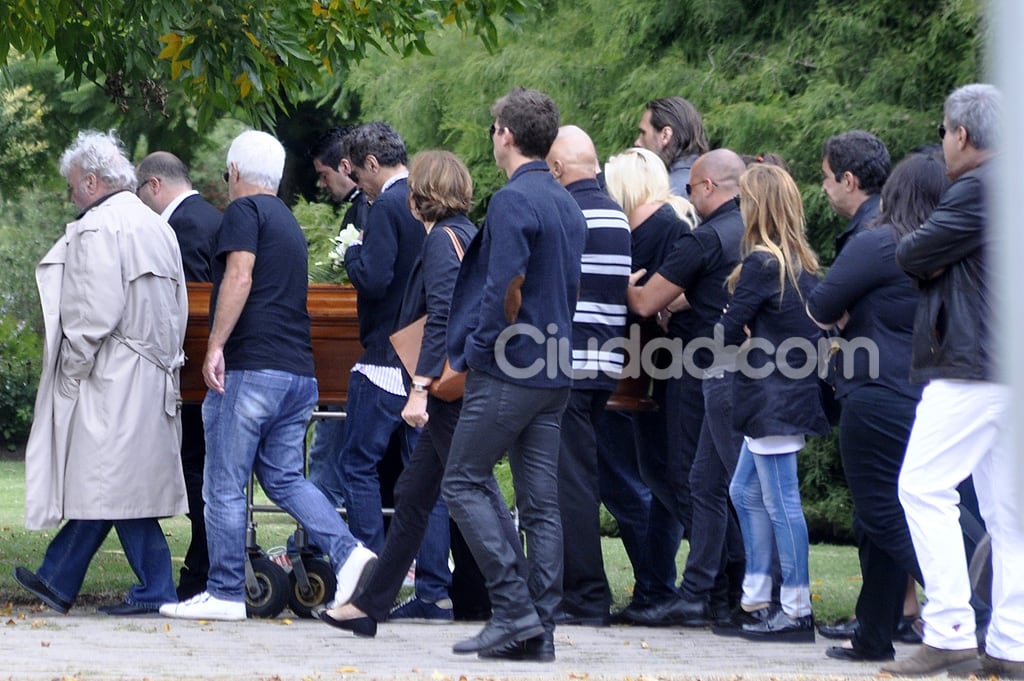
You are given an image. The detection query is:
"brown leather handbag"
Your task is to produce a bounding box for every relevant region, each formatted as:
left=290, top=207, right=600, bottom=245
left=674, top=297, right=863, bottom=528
left=389, top=226, right=466, bottom=402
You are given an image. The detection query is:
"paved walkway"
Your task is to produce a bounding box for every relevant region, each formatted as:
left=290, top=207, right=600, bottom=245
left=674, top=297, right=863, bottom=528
left=2, top=604, right=934, bottom=681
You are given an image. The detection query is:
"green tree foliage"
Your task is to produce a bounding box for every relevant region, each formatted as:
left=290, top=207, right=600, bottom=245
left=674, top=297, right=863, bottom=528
left=341, top=0, right=986, bottom=258
left=0, top=82, right=48, bottom=196
left=0, top=0, right=542, bottom=129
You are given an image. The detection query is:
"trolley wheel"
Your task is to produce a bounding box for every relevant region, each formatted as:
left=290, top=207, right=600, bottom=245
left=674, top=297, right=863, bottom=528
left=245, top=556, right=290, bottom=619
left=288, top=557, right=338, bottom=618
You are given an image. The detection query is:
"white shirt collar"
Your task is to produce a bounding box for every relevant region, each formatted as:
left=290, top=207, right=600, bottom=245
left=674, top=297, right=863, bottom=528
left=161, top=189, right=199, bottom=222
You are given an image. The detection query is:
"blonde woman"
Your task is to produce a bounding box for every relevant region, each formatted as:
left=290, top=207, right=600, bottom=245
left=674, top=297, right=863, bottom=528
left=718, top=164, right=829, bottom=642
left=600, top=147, right=702, bottom=624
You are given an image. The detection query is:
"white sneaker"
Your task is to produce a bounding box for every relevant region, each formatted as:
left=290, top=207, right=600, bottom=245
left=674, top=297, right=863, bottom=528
left=159, top=591, right=247, bottom=621
left=334, top=545, right=378, bottom=606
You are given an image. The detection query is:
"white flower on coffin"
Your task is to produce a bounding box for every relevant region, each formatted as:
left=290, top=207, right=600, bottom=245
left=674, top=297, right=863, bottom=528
left=329, top=224, right=362, bottom=269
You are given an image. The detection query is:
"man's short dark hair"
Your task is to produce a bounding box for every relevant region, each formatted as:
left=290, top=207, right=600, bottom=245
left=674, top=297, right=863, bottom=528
left=491, top=87, right=560, bottom=159
left=310, top=125, right=355, bottom=169
left=345, top=122, right=408, bottom=168
left=822, top=130, right=891, bottom=195
left=646, top=97, right=709, bottom=164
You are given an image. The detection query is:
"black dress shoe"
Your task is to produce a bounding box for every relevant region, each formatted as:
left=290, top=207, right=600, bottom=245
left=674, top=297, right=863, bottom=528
left=626, top=596, right=711, bottom=627
left=12, top=567, right=71, bottom=614
left=712, top=605, right=773, bottom=637
left=478, top=633, right=555, bottom=662
left=609, top=600, right=650, bottom=625
left=554, top=609, right=610, bottom=627
left=453, top=612, right=545, bottom=654
left=826, top=645, right=895, bottom=662
left=818, top=618, right=858, bottom=640
left=313, top=605, right=377, bottom=637
left=98, top=601, right=160, bottom=616
left=738, top=610, right=815, bottom=643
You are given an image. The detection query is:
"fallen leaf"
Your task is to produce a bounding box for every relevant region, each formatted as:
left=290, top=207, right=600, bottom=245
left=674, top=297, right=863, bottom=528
left=640, top=640, right=649, bottom=649
left=280, top=618, right=293, bottom=625
left=336, top=667, right=360, bottom=673
left=5, top=618, right=14, bottom=626
left=41, top=641, right=50, bottom=647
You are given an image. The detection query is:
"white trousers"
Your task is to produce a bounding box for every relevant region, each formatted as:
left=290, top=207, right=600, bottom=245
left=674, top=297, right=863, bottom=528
left=899, top=379, right=1024, bottom=659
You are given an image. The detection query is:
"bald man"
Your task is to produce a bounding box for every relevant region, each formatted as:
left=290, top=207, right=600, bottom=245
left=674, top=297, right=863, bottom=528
left=547, top=126, right=632, bottom=626
left=626, top=148, right=751, bottom=628
left=136, top=151, right=222, bottom=601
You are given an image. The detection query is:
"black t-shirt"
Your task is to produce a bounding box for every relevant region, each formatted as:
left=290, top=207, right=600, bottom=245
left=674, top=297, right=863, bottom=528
left=629, top=203, right=696, bottom=340
left=211, top=194, right=314, bottom=376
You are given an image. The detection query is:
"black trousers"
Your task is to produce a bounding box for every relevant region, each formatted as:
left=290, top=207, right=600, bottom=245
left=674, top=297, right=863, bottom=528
left=351, top=396, right=500, bottom=622
left=558, top=388, right=613, bottom=617
left=178, top=403, right=209, bottom=600
left=680, top=373, right=745, bottom=605
left=840, top=386, right=923, bottom=658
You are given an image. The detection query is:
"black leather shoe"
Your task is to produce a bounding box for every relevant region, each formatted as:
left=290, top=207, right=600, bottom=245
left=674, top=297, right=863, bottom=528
left=712, top=605, right=773, bottom=637
left=98, top=601, right=160, bottom=616
left=609, top=600, right=651, bottom=625
left=818, top=618, right=858, bottom=640
left=739, top=610, right=815, bottom=643
left=453, top=612, right=545, bottom=654
left=554, top=610, right=610, bottom=627
left=313, top=605, right=378, bottom=637
left=626, top=596, right=711, bottom=627
left=12, top=567, right=71, bottom=614
left=826, top=645, right=895, bottom=662
left=478, top=632, right=555, bottom=662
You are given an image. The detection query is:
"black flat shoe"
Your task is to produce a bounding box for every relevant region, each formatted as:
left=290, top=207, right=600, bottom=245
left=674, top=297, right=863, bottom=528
left=826, top=645, right=895, bottom=662
left=818, top=618, right=858, bottom=639
left=13, top=567, right=71, bottom=614
left=314, top=606, right=377, bottom=637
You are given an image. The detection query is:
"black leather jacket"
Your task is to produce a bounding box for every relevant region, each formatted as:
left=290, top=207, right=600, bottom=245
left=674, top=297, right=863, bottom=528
left=896, top=161, right=995, bottom=383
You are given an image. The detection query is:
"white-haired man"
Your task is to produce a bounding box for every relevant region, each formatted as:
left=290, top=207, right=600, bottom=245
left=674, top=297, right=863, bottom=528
left=160, top=130, right=377, bottom=621
left=14, top=130, right=188, bottom=616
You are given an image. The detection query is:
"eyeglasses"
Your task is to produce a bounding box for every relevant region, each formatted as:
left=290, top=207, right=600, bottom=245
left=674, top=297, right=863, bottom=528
left=685, top=178, right=720, bottom=195
left=348, top=168, right=360, bottom=184
left=489, top=123, right=507, bottom=138
left=136, top=177, right=153, bottom=195
left=938, top=124, right=946, bottom=140
left=223, top=170, right=230, bottom=183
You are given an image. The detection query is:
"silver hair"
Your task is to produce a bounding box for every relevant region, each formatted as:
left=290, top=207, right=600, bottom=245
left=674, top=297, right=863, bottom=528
left=945, top=83, right=1002, bottom=151
left=59, top=129, right=137, bottom=191
left=227, top=130, right=285, bottom=192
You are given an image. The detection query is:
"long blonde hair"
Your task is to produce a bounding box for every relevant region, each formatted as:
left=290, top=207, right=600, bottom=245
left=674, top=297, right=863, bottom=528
left=727, top=164, right=819, bottom=299
left=604, top=147, right=697, bottom=229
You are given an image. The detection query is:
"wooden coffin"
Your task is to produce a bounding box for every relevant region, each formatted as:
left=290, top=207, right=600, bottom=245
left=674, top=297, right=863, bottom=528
left=182, top=283, right=361, bottom=405
left=182, top=282, right=652, bottom=410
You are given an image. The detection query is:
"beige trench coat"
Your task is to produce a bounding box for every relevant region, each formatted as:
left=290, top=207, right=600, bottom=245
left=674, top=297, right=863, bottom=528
left=24, top=191, right=189, bottom=530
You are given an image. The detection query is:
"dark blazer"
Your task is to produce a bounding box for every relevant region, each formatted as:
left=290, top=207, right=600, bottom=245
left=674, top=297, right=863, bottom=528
left=169, top=193, right=221, bottom=283
left=447, top=161, right=587, bottom=388
left=719, top=251, right=830, bottom=439
left=897, top=161, right=994, bottom=383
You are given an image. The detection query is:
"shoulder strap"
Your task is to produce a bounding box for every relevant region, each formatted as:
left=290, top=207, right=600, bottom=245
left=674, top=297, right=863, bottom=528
left=442, top=226, right=465, bottom=262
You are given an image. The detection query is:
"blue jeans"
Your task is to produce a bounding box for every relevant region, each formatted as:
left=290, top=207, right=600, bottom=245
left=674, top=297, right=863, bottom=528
left=442, top=371, right=569, bottom=628
left=306, top=406, right=347, bottom=509
left=36, top=518, right=177, bottom=608
left=337, top=371, right=417, bottom=554
left=202, top=370, right=361, bottom=601
left=729, top=441, right=811, bottom=618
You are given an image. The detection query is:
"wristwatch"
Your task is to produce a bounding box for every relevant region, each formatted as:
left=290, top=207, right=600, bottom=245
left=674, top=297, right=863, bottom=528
left=411, top=382, right=429, bottom=393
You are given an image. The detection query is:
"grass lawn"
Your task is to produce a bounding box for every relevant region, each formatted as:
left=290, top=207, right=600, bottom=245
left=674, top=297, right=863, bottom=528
left=0, top=458, right=860, bottom=621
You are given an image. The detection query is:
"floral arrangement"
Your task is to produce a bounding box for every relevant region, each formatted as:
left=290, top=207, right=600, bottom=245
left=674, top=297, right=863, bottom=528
left=296, top=197, right=357, bottom=285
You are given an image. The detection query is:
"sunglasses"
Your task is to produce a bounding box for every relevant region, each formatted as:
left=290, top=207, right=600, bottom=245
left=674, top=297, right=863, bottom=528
left=685, top=178, right=720, bottom=195
left=938, top=124, right=946, bottom=140
left=489, top=123, right=507, bottom=138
